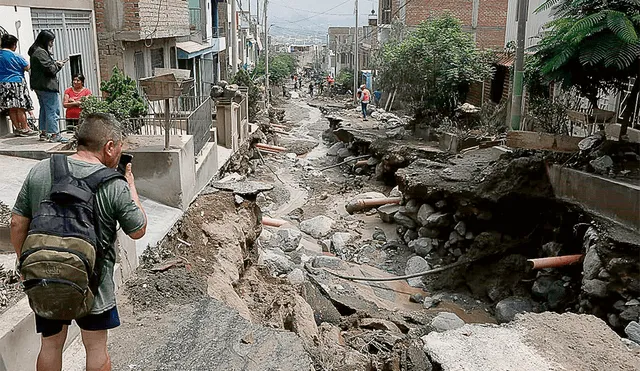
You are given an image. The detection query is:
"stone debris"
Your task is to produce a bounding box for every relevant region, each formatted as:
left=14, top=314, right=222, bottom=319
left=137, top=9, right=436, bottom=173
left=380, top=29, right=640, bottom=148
left=494, top=297, right=533, bottom=324
left=300, top=215, right=336, bottom=238
left=430, top=312, right=465, bottom=332
left=405, top=256, right=430, bottom=288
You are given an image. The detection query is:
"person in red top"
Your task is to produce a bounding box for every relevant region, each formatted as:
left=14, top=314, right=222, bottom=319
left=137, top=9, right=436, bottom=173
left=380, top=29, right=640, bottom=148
left=63, top=73, right=92, bottom=128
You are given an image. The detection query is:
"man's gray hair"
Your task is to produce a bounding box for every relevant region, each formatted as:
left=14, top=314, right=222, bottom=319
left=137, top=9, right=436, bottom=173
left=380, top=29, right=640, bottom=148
left=76, top=113, right=124, bottom=152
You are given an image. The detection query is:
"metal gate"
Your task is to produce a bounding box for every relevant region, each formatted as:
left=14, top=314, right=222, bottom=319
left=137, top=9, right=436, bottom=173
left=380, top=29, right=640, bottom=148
left=30, top=9, right=98, bottom=100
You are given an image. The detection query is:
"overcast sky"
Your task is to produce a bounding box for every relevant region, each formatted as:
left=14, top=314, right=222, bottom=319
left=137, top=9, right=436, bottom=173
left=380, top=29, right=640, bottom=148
left=242, top=0, right=378, bottom=38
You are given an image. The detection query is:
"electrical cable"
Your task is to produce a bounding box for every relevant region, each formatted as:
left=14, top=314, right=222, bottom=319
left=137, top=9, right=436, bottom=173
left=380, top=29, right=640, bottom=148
left=144, top=0, right=165, bottom=48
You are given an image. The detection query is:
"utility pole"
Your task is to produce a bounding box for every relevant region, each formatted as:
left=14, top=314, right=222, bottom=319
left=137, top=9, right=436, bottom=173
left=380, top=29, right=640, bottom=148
left=231, top=0, right=239, bottom=74
left=353, top=0, right=359, bottom=103
left=264, top=0, right=269, bottom=107
left=510, top=0, right=528, bottom=130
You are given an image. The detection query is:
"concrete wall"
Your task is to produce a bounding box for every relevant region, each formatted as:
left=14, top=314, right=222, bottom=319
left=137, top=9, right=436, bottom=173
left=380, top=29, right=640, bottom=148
left=505, top=0, right=552, bottom=49
left=548, top=164, right=640, bottom=233
left=128, top=135, right=196, bottom=211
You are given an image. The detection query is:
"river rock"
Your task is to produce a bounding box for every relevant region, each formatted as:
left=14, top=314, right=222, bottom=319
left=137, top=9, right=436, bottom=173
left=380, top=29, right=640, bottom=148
left=405, top=199, right=420, bottom=214
left=590, top=155, right=613, bottom=174
left=409, top=238, right=434, bottom=257
left=620, top=306, right=640, bottom=322
left=372, top=228, right=387, bottom=242
left=542, top=242, right=563, bottom=257
left=418, top=227, right=440, bottom=238
left=260, top=248, right=294, bottom=276
left=625, top=321, right=640, bottom=344
left=404, top=229, right=419, bottom=243
left=423, top=296, right=441, bottom=309
left=417, top=204, right=436, bottom=226
left=336, top=148, right=351, bottom=160
left=300, top=215, right=336, bottom=238
left=378, top=204, right=401, bottom=223
left=531, top=276, right=555, bottom=301
left=582, top=279, right=608, bottom=298
left=327, top=142, right=346, bottom=156
left=405, top=256, right=430, bottom=288
left=454, top=221, right=467, bottom=236
left=431, top=312, right=464, bottom=332
left=389, top=186, right=402, bottom=198
left=276, top=228, right=303, bottom=252
left=547, top=280, right=568, bottom=310
left=495, top=297, right=533, bottom=324
left=287, top=268, right=306, bottom=285
left=394, top=211, right=417, bottom=229
left=331, top=232, right=353, bottom=252
left=448, top=231, right=463, bottom=245
left=426, top=212, right=450, bottom=228
left=582, top=247, right=602, bottom=280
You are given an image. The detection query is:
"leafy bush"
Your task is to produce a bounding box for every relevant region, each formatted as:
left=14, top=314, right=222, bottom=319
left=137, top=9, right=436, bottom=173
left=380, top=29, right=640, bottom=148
left=81, top=67, right=147, bottom=134
left=525, top=96, right=570, bottom=135
left=335, top=69, right=354, bottom=90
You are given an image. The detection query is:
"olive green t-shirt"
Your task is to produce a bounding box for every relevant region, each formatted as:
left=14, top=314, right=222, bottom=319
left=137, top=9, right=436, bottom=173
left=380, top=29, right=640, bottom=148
left=12, top=157, right=146, bottom=314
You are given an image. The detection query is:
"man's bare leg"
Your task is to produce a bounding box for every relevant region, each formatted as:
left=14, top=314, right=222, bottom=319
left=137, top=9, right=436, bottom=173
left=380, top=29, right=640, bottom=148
left=36, top=325, right=68, bottom=371
left=81, top=329, right=110, bottom=371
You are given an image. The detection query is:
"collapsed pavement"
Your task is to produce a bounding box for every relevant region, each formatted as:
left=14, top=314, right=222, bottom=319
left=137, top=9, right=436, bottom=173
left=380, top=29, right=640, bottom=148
left=103, top=91, right=639, bottom=370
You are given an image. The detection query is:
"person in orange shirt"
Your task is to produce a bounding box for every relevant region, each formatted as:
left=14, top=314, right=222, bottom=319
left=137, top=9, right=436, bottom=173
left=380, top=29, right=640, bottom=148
left=359, top=84, right=371, bottom=121
left=63, top=73, right=92, bottom=129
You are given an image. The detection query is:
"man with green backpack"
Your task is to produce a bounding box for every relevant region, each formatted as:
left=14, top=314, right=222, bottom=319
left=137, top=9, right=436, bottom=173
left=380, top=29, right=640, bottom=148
left=10, top=113, right=147, bottom=371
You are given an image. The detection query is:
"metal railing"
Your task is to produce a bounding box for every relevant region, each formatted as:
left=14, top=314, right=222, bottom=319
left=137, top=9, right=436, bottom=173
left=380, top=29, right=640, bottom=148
left=212, top=26, right=226, bottom=38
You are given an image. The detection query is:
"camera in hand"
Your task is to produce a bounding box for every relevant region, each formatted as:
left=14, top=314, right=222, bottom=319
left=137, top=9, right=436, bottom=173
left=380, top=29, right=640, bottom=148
left=117, top=154, right=133, bottom=175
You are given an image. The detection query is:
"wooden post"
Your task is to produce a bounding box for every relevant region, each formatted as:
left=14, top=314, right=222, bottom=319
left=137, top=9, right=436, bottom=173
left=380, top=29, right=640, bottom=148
left=164, top=99, right=170, bottom=150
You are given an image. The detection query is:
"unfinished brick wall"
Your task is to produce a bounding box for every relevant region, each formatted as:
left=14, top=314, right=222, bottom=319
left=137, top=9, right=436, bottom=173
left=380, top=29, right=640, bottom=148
left=94, top=0, right=190, bottom=81
left=380, top=0, right=508, bottom=50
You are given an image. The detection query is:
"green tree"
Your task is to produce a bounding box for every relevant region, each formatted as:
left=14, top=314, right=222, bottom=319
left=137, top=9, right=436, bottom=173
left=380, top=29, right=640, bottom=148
left=254, top=53, right=298, bottom=84
left=335, top=68, right=354, bottom=89
left=376, top=14, right=493, bottom=120
left=530, top=0, right=640, bottom=137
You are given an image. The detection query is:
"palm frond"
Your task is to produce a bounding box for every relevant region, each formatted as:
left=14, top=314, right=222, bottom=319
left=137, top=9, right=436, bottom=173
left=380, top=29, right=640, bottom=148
left=606, top=10, right=639, bottom=43
left=536, top=0, right=564, bottom=13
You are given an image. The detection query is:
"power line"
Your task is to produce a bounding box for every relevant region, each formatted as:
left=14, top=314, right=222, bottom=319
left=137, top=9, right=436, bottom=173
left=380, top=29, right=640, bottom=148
left=270, top=0, right=353, bottom=24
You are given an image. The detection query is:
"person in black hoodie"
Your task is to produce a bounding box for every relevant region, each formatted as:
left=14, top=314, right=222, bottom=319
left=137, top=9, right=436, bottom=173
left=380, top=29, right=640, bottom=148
left=28, top=30, right=68, bottom=143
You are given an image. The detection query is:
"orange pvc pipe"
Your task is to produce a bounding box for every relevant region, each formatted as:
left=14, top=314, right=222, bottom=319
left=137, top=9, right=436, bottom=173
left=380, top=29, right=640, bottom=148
left=355, top=160, right=369, bottom=166
left=527, top=254, right=583, bottom=269
left=262, top=217, right=288, bottom=227
left=356, top=197, right=402, bottom=207
left=255, top=143, right=287, bottom=152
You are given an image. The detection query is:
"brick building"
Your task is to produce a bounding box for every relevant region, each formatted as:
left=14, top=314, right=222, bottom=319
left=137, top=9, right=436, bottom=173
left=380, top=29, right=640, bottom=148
left=93, top=0, right=190, bottom=82
left=327, top=25, right=376, bottom=79
left=378, top=0, right=508, bottom=49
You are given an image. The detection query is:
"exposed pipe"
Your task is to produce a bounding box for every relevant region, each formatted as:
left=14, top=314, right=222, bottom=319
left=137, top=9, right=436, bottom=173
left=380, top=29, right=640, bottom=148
left=320, top=155, right=370, bottom=171
left=345, top=197, right=402, bottom=214
left=354, top=160, right=369, bottom=166
left=527, top=254, right=584, bottom=270
left=262, top=217, right=288, bottom=227
left=255, top=143, right=287, bottom=152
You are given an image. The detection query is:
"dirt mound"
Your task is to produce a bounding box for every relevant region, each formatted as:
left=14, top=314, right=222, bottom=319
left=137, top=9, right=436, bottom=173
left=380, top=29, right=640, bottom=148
left=125, top=268, right=206, bottom=310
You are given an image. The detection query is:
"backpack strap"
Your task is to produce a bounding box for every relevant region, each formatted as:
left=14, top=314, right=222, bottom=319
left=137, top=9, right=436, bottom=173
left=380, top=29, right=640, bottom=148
left=50, top=154, right=71, bottom=184
left=82, top=168, right=125, bottom=193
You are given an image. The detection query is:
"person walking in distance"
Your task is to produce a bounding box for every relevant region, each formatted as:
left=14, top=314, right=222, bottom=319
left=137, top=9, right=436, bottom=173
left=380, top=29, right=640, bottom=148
left=28, top=30, right=68, bottom=143
left=308, top=82, right=314, bottom=98
left=11, top=113, right=147, bottom=371
left=0, top=34, right=37, bottom=136
left=359, top=84, right=371, bottom=121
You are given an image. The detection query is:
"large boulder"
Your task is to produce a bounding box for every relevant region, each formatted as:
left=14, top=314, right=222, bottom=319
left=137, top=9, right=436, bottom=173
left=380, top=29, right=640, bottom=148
left=582, top=279, right=608, bottom=298
left=378, top=204, right=401, bottom=223
left=394, top=211, right=417, bottom=229
left=405, top=256, right=430, bottom=288
left=417, top=204, right=436, bottom=226
left=300, top=215, right=336, bottom=238
left=431, top=312, right=465, bottom=332
left=625, top=321, right=640, bottom=345
left=259, top=248, right=294, bottom=276
left=327, top=142, right=346, bottom=156
left=276, top=228, right=302, bottom=252
left=331, top=232, right=354, bottom=252
left=425, top=212, right=451, bottom=228
left=495, top=297, right=533, bottom=324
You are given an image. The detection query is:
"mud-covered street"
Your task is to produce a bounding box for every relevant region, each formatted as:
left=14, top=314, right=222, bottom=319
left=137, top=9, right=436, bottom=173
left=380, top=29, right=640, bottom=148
left=87, top=86, right=640, bottom=371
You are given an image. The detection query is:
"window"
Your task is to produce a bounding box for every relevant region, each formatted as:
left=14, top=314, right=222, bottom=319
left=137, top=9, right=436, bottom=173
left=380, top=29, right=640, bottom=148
left=134, top=51, right=146, bottom=79
left=69, top=54, right=83, bottom=77
left=170, top=47, right=177, bottom=69
left=381, top=0, right=392, bottom=24
left=151, top=48, right=165, bottom=74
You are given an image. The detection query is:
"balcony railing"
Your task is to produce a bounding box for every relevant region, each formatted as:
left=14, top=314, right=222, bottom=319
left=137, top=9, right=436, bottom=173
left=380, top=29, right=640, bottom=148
left=189, top=8, right=202, bottom=33
left=212, top=26, right=225, bottom=38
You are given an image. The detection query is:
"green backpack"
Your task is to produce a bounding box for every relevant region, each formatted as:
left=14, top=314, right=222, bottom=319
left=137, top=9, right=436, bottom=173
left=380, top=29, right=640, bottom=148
left=19, top=154, right=124, bottom=320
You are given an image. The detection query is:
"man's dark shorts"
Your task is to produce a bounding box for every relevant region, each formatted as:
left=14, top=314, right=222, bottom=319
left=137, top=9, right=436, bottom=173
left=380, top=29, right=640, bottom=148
left=35, top=306, right=120, bottom=337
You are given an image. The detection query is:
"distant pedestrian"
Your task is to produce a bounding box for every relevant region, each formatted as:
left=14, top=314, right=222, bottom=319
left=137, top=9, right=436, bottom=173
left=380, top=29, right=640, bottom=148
left=374, top=90, right=382, bottom=106
left=359, top=84, right=370, bottom=121
left=28, top=30, right=69, bottom=143
left=0, top=34, right=37, bottom=136
left=308, top=82, right=314, bottom=98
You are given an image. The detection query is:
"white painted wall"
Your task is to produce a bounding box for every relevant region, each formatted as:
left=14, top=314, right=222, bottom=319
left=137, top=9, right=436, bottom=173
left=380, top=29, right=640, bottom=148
left=504, top=0, right=552, bottom=49
left=0, top=6, right=39, bottom=114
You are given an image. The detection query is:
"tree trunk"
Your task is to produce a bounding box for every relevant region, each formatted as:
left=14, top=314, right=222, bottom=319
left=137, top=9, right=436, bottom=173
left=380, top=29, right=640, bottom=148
left=619, top=62, right=640, bottom=140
